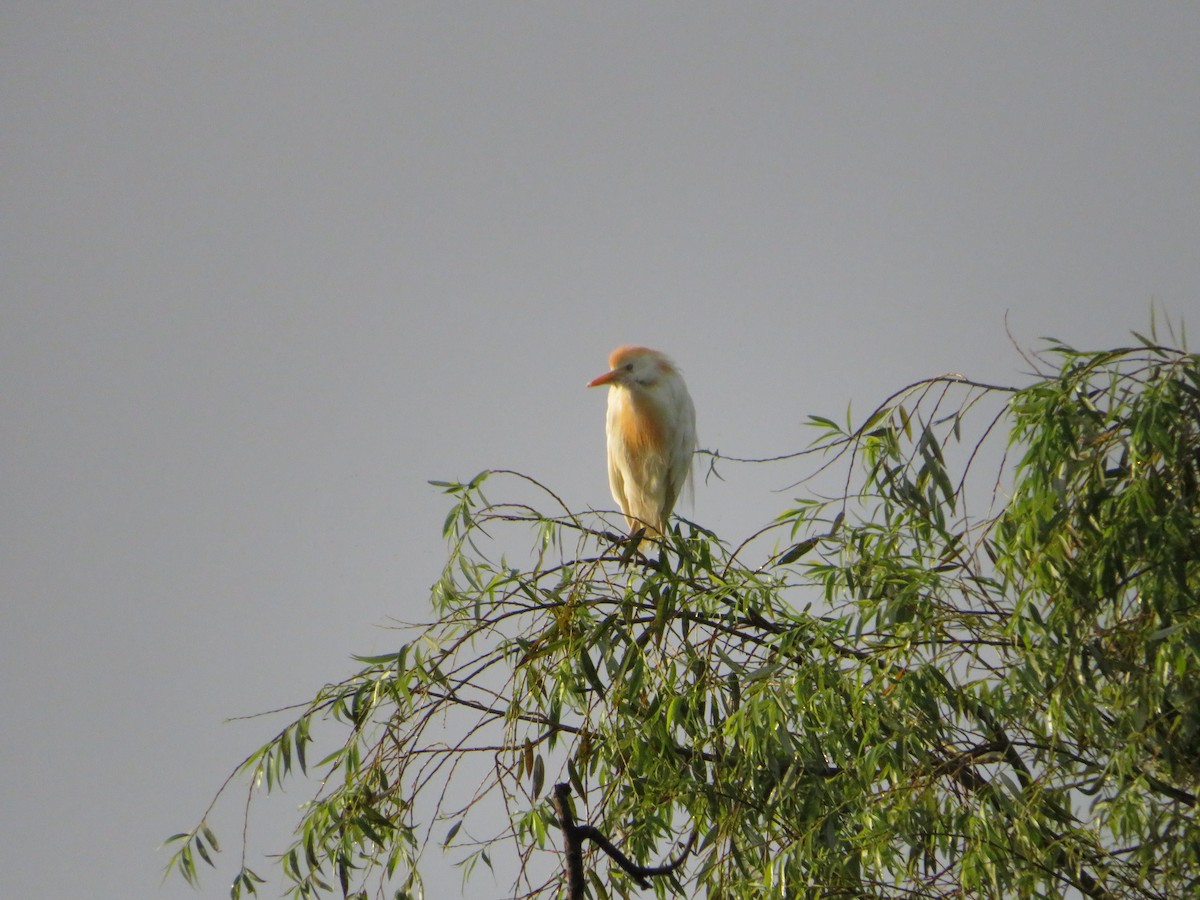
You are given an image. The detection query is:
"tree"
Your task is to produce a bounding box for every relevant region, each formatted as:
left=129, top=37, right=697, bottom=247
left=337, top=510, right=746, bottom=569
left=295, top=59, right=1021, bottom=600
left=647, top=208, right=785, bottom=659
left=166, top=334, right=1200, bottom=899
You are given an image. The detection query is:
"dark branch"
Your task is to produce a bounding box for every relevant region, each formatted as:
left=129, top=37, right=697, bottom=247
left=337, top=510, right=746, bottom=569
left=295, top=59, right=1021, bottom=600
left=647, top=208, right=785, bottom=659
left=552, top=783, right=696, bottom=895
left=552, top=784, right=587, bottom=900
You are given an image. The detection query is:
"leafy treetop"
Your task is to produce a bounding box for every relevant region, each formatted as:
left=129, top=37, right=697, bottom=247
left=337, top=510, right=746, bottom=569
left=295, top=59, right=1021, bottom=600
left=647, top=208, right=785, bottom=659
left=167, top=333, right=1200, bottom=900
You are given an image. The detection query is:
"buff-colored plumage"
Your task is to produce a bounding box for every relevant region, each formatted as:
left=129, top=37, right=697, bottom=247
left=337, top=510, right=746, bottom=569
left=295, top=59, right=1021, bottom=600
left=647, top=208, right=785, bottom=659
left=587, top=346, right=697, bottom=537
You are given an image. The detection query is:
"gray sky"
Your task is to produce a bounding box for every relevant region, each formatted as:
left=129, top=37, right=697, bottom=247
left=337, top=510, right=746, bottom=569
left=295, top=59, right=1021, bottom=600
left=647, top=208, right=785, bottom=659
left=3, top=4, right=1198, bottom=898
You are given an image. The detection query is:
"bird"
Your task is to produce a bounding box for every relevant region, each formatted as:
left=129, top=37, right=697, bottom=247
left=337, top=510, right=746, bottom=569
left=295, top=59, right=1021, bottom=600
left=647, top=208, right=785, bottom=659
left=587, top=345, right=696, bottom=539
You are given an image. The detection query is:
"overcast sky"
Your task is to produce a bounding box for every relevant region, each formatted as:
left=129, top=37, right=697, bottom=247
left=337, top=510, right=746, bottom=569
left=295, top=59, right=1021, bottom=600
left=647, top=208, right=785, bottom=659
left=4, top=4, right=1199, bottom=898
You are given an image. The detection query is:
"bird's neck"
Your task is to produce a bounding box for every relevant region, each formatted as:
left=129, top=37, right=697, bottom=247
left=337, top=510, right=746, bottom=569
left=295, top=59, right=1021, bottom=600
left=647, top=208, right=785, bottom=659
left=613, top=387, right=668, bottom=454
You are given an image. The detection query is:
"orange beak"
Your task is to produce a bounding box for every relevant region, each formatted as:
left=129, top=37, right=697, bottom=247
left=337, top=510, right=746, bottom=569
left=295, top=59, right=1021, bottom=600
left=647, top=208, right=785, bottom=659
left=587, top=369, right=620, bottom=388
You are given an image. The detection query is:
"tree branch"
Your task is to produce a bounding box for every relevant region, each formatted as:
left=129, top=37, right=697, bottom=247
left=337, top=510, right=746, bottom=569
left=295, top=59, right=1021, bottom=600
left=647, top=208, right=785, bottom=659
left=552, top=783, right=696, bottom=896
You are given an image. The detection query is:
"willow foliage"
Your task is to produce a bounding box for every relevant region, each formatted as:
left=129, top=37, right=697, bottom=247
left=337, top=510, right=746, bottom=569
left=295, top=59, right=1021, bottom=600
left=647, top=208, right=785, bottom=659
left=167, top=338, right=1200, bottom=899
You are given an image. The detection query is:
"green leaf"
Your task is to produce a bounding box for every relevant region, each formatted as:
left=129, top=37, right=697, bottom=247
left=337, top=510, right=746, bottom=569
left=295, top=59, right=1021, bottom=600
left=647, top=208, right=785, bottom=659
left=807, top=414, right=842, bottom=432
left=579, top=648, right=606, bottom=697
left=532, top=754, right=545, bottom=798
left=200, top=824, right=220, bottom=853
left=778, top=536, right=820, bottom=565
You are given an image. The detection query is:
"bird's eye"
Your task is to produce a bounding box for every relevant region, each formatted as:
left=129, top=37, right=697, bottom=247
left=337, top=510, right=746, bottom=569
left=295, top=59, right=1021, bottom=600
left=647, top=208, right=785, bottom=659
left=623, top=363, right=634, bottom=371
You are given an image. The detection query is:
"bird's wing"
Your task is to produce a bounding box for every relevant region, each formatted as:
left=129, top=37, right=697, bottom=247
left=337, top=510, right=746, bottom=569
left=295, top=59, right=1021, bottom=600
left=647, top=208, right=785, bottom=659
left=662, top=386, right=697, bottom=522
left=606, top=436, right=631, bottom=525
left=662, top=440, right=690, bottom=520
